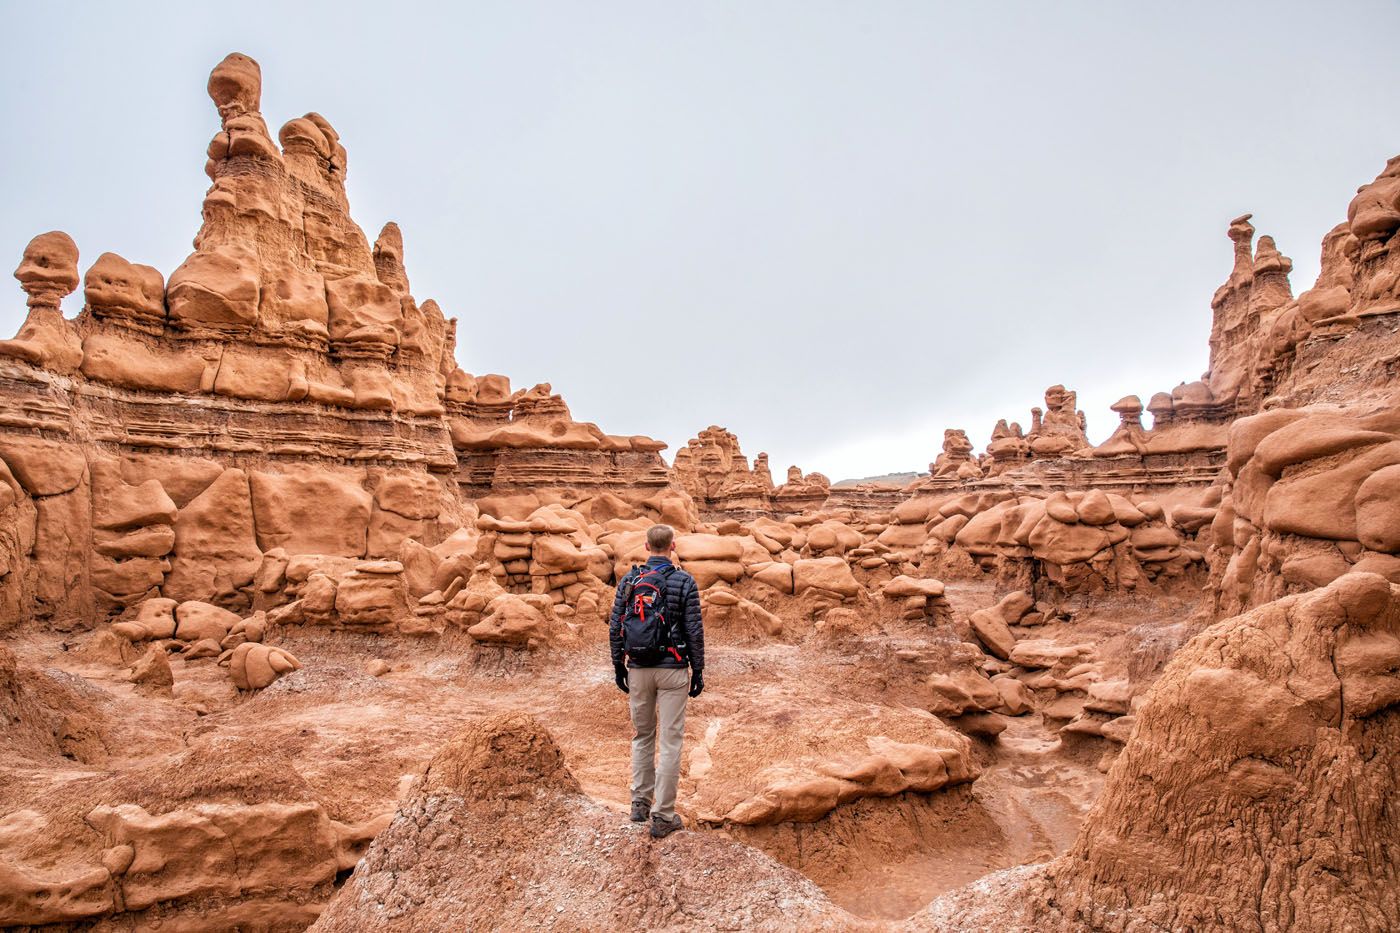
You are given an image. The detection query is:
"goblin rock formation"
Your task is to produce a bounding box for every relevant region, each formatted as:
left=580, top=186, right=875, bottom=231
left=2, top=231, right=84, bottom=372
left=309, top=714, right=858, bottom=932
left=0, top=52, right=672, bottom=635
left=2, top=50, right=1398, bottom=933
left=672, top=425, right=831, bottom=518
left=930, top=429, right=981, bottom=481
left=1027, top=384, right=1091, bottom=458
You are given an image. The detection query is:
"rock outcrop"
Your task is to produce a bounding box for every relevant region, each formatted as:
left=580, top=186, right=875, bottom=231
left=688, top=701, right=978, bottom=826
left=0, top=734, right=388, bottom=929
left=673, top=426, right=830, bottom=518
left=450, top=379, right=672, bottom=504
left=309, top=714, right=858, bottom=931
left=1205, top=214, right=1297, bottom=413
left=906, top=380, right=1227, bottom=516
left=1199, top=156, right=1400, bottom=419
left=1024, top=385, right=1092, bottom=459
left=929, top=429, right=981, bottom=482
left=1208, top=400, right=1400, bottom=616
left=0, top=644, right=107, bottom=765
left=908, top=572, right=1400, bottom=932
left=0, top=52, right=674, bottom=630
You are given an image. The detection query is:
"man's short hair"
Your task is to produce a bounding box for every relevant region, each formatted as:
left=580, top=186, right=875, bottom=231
left=647, top=524, right=675, bottom=553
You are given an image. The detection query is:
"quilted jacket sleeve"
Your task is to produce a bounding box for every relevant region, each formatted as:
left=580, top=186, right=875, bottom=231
left=681, top=575, right=705, bottom=671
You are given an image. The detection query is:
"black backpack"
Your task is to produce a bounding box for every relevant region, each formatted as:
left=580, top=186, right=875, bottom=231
left=620, top=564, right=686, bottom=665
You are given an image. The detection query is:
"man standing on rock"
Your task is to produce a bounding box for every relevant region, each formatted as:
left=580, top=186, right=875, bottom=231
left=609, top=523, right=705, bottom=839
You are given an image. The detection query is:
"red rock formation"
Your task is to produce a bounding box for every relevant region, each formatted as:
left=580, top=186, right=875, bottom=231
left=914, top=388, right=1096, bottom=495
left=1025, top=384, right=1091, bottom=458
left=772, top=464, right=832, bottom=513
left=984, top=418, right=1030, bottom=475
left=1090, top=385, right=1229, bottom=460
left=672, top=426, right=828, bottom=518
left=1208, top=401, right=1400, bottom=616
left=910, top=572, right=1400, bottom=932
left=1204, top=214, right=1298, bottom=413
left=0, top=52, right=672, bottom=627
left=689, top=699, right=977, bottom=825
left=671, top=426, right=772, bottom=515
left=1202, top=155, right=1400, bottom=418
left=449, top=377, right=671, bottom=504
left=903, top=381, right=1226, bottom=519
left=1, top=232, right=84, bottom=373
left=3, top=49, right=1399, bottom=933
left=928, top=428, right=981, bottom=481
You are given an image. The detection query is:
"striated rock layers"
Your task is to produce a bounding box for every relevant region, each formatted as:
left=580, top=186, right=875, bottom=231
left=906, top=152, right=1400, bottom=529
left=908, top=381, right=1228, bottom=509
left=7, top=50, right=1394, bottom=631
left=878, top=165, right=1400, bottom=607
left=0, top=53, right=668, bottom=628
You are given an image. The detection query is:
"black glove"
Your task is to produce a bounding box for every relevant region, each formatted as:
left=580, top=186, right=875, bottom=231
left=688, top=669, right=704, bottom=698
left=613, top=662, right=629, bottom=694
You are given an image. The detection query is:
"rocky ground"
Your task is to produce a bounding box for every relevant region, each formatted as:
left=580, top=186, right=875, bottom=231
left=1, top=578, right=1187, bottom=930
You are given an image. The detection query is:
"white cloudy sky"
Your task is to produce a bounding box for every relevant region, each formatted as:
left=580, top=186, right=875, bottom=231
left=3, top=1, right=1399, bottom=480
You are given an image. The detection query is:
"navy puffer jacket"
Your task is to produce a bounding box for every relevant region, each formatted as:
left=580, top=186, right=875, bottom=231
left=608, top=556, right=705, bottom=670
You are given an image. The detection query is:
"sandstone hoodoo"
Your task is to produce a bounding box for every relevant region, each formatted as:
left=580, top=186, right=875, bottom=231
left=1, top=47, right=1397, bottom=933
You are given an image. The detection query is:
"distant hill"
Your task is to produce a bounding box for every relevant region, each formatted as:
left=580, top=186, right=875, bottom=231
left=832, top=471, right=921, bottom=488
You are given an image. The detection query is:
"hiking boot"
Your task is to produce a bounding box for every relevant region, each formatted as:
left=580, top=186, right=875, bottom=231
left=649, top=814, right=683, bottom=839
left=630, top=799, right=651, bottom=823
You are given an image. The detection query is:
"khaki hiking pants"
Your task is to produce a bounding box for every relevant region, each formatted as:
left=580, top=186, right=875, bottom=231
left=628, top=666, right=690, bottom=820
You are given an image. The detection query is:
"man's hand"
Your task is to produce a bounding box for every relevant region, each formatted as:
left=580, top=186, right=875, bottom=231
left=614, top=662, right=629, bottom=694
left=688, top=669, right=704, bottom=698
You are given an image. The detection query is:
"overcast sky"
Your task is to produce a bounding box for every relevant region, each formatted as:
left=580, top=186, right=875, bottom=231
left=3, top=2, right=1399, bottom=480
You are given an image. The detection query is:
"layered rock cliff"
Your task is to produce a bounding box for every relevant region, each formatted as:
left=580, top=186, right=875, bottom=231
left=0, top=53, right=670, bottom=630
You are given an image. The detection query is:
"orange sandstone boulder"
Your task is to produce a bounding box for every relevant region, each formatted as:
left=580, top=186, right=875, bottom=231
left=227, top=642, right=302, bottom=690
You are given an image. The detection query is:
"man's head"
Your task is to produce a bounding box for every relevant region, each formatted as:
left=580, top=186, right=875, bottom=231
left=647, top=523, right=675, bottom=556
